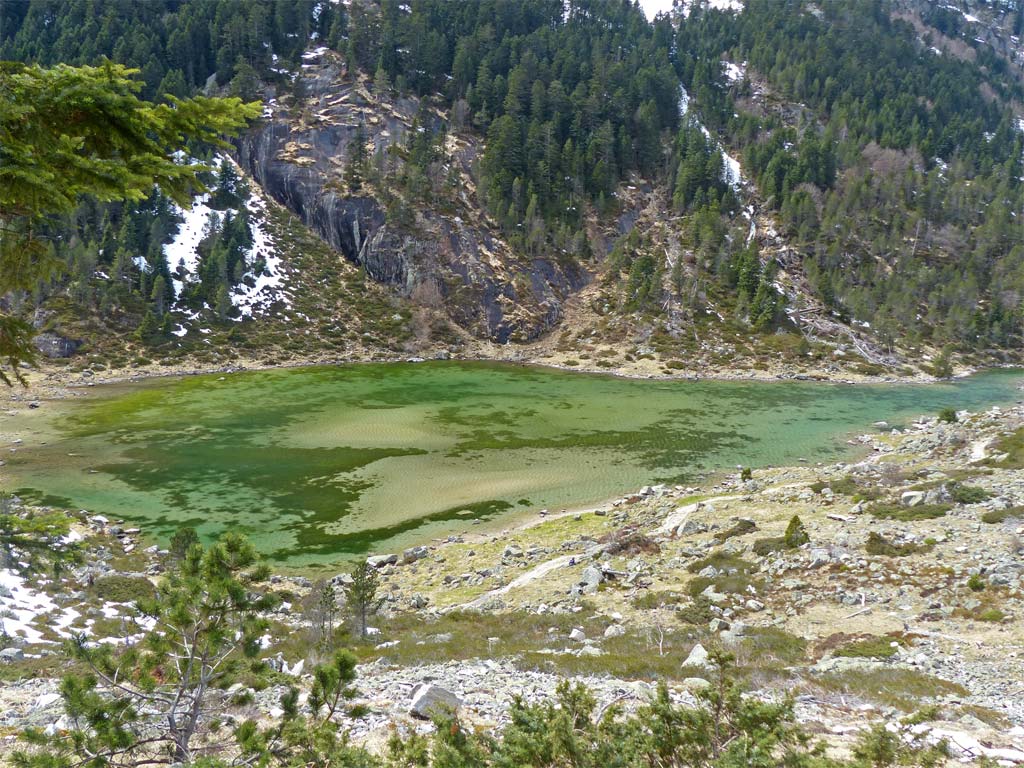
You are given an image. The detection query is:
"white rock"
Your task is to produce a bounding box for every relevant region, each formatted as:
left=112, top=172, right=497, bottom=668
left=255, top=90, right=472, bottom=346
left=683, top=643, right=712, bottom=670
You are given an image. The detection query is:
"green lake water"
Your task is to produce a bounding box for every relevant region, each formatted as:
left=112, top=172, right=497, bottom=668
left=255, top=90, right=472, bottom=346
left=3, top=362, right=1022, bottom=568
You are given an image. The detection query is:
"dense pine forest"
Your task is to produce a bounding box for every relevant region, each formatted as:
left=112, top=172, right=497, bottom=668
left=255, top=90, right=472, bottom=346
left=2, top=0, right=1024, bottom=370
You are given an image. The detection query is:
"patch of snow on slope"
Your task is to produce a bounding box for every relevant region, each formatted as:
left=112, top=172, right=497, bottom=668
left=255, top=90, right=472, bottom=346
left=302, top=46, right=328, bottom=61
left=722, top=152, right=742, bottom=188
left=0, top=570, right=79, bottom=644
left=164, top=194, right=214, bottom=299
left=722, top=60, right=746, bottom=83
left=679, top=84, right=744, bottom=190
left=230, top=188, right=290, bottom=319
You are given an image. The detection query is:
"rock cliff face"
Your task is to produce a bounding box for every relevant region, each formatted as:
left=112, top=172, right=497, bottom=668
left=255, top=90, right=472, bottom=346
left=236, top=54, right=586, bottom=343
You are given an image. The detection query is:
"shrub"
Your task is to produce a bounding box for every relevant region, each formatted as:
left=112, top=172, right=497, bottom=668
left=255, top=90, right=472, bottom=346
left=967, top=574, right=986, bottom=592
left=868, top=502, right=951, bottom=522
left=740, top=467, right=753, bottom=481
left=834, top=635, right=902, bottom=659
left=631, top=590, right=684, bottom=610
left=937, top=407, right=957, bottom=424
left=981, top=507, right=1024, bottom=524
left=987, top=426, right=1024, bottom=469
left=865, top=532, right=928, bottom=557
left=90, top=574, right=157, bottom=603
left=948, top=482, right=991, bottom=504
left=784, top=515, right=810, bottom=547
left=752, top=516, right=809, bottom=556
left=752, top=536, right=786, bottom=556
left=713, top=518, right=756, bottom=543
left=978, top=608, right=1005, bottom=623
left=829, top=475, right=861, bottom=496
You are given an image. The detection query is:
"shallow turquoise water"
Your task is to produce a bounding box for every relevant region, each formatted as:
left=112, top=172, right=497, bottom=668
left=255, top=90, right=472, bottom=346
left=4, top=363, right=1021, bottom=567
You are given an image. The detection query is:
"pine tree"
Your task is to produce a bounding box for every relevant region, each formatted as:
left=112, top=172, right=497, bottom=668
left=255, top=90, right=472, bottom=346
left=345, top=122, right=369, bottom=192
left=151, top=274, right=168, bottom=315
left=373, top=60, right=391, bottom=97
left=16, top=534, right=274, bottom=765
left=344, top=561, right=384, bottom=639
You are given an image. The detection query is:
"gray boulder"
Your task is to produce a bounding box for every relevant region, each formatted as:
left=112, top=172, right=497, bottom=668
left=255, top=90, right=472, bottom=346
left=409, top=684, right=461, bottom=719
left=901, top=491, right=925, bottom=507
left=366, top=553, right=398, bottom=568
left=683, top=643, right=713, bottom=670
left=0, top=647, right=24, bottom=662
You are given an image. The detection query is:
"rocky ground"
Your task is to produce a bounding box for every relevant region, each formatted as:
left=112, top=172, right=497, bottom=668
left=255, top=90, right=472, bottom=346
left=3, top=397, right=1024, bottom=764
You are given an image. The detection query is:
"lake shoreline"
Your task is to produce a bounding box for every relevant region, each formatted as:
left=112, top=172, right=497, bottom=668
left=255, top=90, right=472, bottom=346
left=2, top=346, right=989, bottom=412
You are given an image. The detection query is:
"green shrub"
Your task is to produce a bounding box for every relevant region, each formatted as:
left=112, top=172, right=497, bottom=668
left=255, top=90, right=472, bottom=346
left=713, top=518, right=756, bottom=542
left=865, top=532, right=928, bottom=557
left=751, top=536, right=786, bottom=556
left=90, top=574, right=156, bottom=603
left=978, top=608, right=1005, bottom=623
left=937, top=407, right=957, bottom=424
left=687, top=551, right=753, bottom=574
left=948, top=482, right=991, bottom=504
left=868, top=502, right=951, bottom=522
left=967, top=574, right=986, bottom=592
left=981, top=507, right=1024, bottom=524
left=987, top=426, right=1024, bottom=468
left=784, top=515, right=810, bottom=547
left=740, top=467, right=753, bottom=481
left=631, top=590, right=685, bottom=610
left=834, top=635, right=902, bottom=659
left=676, top=596, right=715, bottom=625
left=752, top=516, right=809, bottom=556
left=829, top=475, right=861, bottom=496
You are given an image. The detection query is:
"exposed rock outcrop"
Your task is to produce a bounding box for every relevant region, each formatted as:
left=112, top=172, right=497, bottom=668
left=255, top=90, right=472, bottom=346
left=236, top=56, right=586, bottom=343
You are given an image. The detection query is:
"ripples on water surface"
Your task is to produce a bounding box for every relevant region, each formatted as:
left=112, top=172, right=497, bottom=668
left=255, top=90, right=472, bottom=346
left=5, top=362, right=1022, bottom=566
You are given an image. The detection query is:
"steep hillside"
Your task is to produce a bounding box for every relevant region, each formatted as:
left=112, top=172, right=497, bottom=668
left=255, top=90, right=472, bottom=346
left=237, top=55, right=584, bottom=344
left=2, top=0, right=1024, bottom=380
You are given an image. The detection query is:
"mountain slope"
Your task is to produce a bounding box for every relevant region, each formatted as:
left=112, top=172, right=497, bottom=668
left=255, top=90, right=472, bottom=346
left=2, top=0, right=1024, bottom=379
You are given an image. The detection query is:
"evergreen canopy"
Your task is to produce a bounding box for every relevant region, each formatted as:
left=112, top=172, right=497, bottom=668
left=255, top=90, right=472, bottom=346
left=0, top=61, right=259, bottom=384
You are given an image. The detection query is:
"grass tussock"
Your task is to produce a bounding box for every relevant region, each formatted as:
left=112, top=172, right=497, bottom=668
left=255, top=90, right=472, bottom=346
left=817, top=668, right=968, bottom=712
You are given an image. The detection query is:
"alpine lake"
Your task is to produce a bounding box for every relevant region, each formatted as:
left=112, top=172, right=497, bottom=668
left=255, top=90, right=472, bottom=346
left=3, top=362, right=1022, bottom=569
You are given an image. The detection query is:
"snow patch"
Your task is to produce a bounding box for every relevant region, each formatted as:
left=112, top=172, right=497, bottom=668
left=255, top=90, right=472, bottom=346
left=229, top=187, right=290, bottom=319
left=678, top=83, right=744, bottom=189
left=301, top=46, right=329, bottom=61
left=722, top=60, right=746, bottom=84
left=638, top=0, right=674, bottom=19
left=0, top=570, right=80, bottom=644
left=164, top=194, right=214, bottom=299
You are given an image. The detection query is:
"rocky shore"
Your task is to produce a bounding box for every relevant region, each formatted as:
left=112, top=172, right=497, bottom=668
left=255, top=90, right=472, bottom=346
left=3, top=394, right=1024, bottom=764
